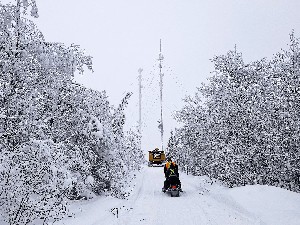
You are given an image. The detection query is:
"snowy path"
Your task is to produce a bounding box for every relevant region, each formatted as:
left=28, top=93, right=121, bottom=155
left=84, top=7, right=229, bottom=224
left=112, top=166, right=261, bottom=225
left=56, top=166, right=300, bottom=225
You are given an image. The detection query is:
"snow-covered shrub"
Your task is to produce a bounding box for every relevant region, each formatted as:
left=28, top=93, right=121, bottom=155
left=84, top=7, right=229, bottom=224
left=0, top=140, right=75, bottom=224
left=87, top=92, right=143, bottom=199
left=88, top=116, right=104, bottom=138
left=123, top=130, right=144, bottom=172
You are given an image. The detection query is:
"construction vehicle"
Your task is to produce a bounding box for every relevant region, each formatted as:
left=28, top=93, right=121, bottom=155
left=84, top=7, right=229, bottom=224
left=148, top=148, right=166, bottom=167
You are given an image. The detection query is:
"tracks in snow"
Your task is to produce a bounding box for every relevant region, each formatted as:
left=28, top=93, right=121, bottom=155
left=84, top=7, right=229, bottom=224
left=114, top=166, right=263, bottom=225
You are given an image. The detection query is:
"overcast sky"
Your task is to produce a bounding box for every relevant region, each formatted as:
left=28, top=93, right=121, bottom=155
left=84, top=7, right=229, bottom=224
left=6, top=0, right=300, bottom=151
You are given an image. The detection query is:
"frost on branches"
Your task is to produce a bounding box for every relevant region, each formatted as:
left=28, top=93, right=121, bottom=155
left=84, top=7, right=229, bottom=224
left=0, top=1, right=142, bottom=224
left=168, top=33, right=300, bottom=193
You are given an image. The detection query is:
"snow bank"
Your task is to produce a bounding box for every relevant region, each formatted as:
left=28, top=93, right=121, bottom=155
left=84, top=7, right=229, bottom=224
left=40, top=170, right=300, bottom=225
left=225, top=185, right=300, bottom=225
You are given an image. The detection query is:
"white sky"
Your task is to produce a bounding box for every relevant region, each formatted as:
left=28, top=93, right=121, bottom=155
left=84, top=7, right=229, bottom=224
left=4, top=0, right=300, bottom=151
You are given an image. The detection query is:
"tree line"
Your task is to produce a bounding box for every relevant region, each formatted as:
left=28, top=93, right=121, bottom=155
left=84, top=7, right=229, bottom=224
left=0, top=1, right=143, bottom=224
left=168, top=33, right=300, bottom=193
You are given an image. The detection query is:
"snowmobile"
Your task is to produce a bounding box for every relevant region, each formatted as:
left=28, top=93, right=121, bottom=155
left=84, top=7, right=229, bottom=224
left=167, top=184, right=181, bottom=197
left=162, top=183, right=181, bottom=197
left=162, top=176, right=182, bottom=197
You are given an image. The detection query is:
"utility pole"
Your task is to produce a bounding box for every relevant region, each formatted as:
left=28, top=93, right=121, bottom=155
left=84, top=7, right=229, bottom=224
left=158, top=39, right=164, bottom=151
left=138, top=68, right=143, bottom=135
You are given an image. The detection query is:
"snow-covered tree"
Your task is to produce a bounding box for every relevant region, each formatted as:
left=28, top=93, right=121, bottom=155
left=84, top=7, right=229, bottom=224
left=0, top=1, right=143, bottom=224
left=169, top=34, right=300, bottom=192
left=0, top=141, right=72, bottom=224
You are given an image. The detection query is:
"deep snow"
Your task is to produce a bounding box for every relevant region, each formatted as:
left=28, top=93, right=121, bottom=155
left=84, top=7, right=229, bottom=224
left=55, top=166, right=300, bottom=225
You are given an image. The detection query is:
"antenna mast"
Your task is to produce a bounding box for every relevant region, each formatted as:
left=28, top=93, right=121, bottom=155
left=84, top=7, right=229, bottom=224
left=138, top=68, right=143, bottom=135
left=158, top=39, right=164, bottom=151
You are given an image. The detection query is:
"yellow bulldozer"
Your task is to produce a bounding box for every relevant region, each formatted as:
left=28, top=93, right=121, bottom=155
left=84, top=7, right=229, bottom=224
left=148, top=148, right=166, bottom=167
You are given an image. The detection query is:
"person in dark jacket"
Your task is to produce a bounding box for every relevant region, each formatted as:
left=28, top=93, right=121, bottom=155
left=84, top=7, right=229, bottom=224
left=163, top=157, right=181, bottom=191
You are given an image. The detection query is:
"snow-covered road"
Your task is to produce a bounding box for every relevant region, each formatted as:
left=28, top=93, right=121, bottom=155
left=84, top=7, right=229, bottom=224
left=111, top=166, right=261, bottom=225
left=56, top=166, right=300, bottom=225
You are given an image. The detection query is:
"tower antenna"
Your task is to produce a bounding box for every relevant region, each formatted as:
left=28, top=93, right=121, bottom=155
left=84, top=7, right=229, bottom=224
left=138, top=68, right=143, bottom=136
left=158, top=39, right=164, bottom=151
